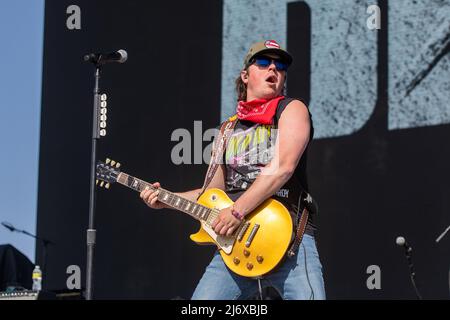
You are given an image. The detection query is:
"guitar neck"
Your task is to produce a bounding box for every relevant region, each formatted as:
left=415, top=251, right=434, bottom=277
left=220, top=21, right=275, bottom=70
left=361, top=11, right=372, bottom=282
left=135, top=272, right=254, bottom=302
left=116, top=172, right=215, bottom=223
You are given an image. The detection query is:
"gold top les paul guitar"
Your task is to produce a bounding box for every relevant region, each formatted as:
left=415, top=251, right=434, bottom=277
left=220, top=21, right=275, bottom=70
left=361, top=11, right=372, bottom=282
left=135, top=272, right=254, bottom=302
left=96, top=158, right=293, bottom=278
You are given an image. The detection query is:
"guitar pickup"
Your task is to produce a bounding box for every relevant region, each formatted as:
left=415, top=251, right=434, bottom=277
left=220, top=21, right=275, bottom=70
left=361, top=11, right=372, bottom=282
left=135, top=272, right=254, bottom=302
left=237, top=221, right=250, bottom=242
left=245, top=224, right=260, bottom=248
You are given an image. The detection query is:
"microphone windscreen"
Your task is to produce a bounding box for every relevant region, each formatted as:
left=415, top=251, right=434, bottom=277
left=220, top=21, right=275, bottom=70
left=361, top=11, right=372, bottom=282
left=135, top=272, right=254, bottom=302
left=117, top=49, right=128, bottom=63
left=396, top=236, right=406, bottom=246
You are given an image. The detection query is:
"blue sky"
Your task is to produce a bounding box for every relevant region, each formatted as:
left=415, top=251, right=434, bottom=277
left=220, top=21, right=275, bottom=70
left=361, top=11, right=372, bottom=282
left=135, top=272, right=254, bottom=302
left=0, top=0, right=45, bottom=262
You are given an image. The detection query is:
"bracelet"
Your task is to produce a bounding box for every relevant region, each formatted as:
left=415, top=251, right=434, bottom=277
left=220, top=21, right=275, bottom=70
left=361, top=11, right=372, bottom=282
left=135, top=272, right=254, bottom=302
left=231, top=207, right=245, bottom=220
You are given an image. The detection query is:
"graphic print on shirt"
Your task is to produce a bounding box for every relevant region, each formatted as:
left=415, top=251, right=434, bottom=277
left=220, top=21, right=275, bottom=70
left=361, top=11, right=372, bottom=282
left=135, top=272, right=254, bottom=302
left=225, top=123, right=278, bottom=191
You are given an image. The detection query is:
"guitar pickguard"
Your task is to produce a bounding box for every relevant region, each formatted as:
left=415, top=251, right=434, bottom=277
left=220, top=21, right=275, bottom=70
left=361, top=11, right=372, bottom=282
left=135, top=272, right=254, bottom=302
left=201, top=222, right=234, bottom=254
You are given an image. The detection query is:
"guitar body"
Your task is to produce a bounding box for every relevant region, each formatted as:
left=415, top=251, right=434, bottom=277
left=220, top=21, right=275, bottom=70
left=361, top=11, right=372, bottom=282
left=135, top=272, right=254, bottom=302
left=190, top=188, right=293, bottom=278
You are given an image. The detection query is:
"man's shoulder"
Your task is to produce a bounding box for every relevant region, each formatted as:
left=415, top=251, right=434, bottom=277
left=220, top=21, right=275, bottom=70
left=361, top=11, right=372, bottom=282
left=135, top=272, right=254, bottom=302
left=279, top=97, right=308, bottom=108
left=276, top=97, right=308, bottom=120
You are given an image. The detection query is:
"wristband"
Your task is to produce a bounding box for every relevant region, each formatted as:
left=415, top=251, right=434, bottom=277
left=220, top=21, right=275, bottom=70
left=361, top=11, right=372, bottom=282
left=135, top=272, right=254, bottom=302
left=231, top=207, right=245, bottom=220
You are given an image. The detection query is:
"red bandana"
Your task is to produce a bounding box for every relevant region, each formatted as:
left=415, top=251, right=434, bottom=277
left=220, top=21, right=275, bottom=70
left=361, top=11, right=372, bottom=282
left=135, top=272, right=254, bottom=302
left=236, top=96, right=285, bottom=125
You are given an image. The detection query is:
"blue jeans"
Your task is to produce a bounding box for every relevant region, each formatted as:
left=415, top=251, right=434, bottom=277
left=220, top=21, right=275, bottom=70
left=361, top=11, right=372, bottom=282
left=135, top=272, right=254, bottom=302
left=191, top=234, right=326, bottom=300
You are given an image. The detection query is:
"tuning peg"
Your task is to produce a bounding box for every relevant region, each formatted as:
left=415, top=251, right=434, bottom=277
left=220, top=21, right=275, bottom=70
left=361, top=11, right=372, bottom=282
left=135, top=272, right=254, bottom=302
left=100, top=181, right=105, bottom=187
left=111, top=160, right=116, bottom=166
left=115, top=163, right=121, bottom=168
left=100, top=129, right=106, bottom=136
left=100, top=94, right=107, bottom=101
left=105, top=183, right=110, bottom=189
left=106, top=158, right=111, bottom=164
left=96, top=179, right=99, bottom=185
left=100, top=101, right=107, bottom=108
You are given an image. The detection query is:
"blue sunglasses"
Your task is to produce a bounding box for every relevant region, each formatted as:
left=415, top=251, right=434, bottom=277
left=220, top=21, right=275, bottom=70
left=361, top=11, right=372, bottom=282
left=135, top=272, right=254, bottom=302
left=251, top=57, right=288, bottom=71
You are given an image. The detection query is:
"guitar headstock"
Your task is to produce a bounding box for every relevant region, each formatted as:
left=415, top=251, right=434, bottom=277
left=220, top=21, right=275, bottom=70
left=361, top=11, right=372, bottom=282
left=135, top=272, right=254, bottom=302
left=96, top=158, right=122, bottom=189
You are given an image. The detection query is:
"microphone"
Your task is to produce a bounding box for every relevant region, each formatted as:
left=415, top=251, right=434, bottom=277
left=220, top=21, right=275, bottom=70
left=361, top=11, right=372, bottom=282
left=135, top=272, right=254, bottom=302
left=1, top=221, right=16, bottom=232
left=395, top=235, right=422, bottom=299
left=396, top=236, right=412, bottom=253
left=84, top=49, right=128, bottom=65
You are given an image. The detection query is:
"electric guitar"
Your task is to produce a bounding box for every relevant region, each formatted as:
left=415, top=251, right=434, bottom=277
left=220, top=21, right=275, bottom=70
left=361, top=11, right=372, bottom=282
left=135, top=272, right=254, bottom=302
left=96, top=158, right=293, bottom=278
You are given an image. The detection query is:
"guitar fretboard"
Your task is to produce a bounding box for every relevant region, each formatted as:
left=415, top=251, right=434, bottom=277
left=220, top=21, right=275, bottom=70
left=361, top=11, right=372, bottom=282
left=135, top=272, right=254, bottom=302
left=117, top=173, right=215, bottom=223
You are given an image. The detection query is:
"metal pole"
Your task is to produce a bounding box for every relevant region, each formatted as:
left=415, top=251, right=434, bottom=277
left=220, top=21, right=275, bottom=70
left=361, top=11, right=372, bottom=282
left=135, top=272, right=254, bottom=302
left=86, top=67, right=101, bottom=300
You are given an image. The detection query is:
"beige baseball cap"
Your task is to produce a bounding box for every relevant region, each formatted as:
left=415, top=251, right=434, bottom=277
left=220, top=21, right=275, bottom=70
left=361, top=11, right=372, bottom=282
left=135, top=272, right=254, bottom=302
left=243, top=40, right=293, bottom=68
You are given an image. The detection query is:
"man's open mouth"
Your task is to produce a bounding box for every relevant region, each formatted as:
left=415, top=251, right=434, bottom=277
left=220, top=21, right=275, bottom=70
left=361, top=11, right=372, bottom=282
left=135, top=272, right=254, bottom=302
left=266, top=75, right=277, bottom=84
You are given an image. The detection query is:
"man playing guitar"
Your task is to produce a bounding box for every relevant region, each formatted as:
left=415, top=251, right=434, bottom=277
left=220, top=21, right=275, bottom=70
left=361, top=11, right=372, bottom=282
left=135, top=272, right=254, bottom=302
left=140, top=40, right=326, bottom=300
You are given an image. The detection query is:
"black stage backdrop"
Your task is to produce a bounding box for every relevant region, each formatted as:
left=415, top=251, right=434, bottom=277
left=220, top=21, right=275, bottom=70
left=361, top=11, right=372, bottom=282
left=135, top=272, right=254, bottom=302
left=37, top=0, right=450, bottom=299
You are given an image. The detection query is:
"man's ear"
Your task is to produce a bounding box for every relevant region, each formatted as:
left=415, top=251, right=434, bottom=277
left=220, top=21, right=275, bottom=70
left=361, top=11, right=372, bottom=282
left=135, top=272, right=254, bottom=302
left=241, top=70, right=249, bottom=84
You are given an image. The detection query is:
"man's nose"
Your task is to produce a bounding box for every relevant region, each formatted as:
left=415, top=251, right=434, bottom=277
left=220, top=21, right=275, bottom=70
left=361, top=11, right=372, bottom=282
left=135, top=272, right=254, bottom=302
left=268, top=61, right=276, bottom=71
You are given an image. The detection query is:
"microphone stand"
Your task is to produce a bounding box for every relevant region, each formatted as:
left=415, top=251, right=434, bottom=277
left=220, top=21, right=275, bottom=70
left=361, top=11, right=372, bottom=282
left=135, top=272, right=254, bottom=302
left=403, top=246, right=422, bottom=300
left=435, top=224, right=450, bottom=297
left=84, top=50, right=124, bottom=300
left=436, top=225, right=450, bottom=243
left=85, top=64, right=102, bottom=301
left=1, top=223, right=53, bottom=280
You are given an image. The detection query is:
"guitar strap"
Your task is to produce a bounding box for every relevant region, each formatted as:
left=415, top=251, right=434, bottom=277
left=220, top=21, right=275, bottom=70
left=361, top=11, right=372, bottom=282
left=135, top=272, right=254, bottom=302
left=197, top=115, right=238, bottom=200
left=287, top=191, right=311, bottom=257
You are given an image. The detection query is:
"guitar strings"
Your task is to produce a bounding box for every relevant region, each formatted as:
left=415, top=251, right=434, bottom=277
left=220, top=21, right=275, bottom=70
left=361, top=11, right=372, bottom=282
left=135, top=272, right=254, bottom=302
left=121, top=173, right=229, bottom=229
